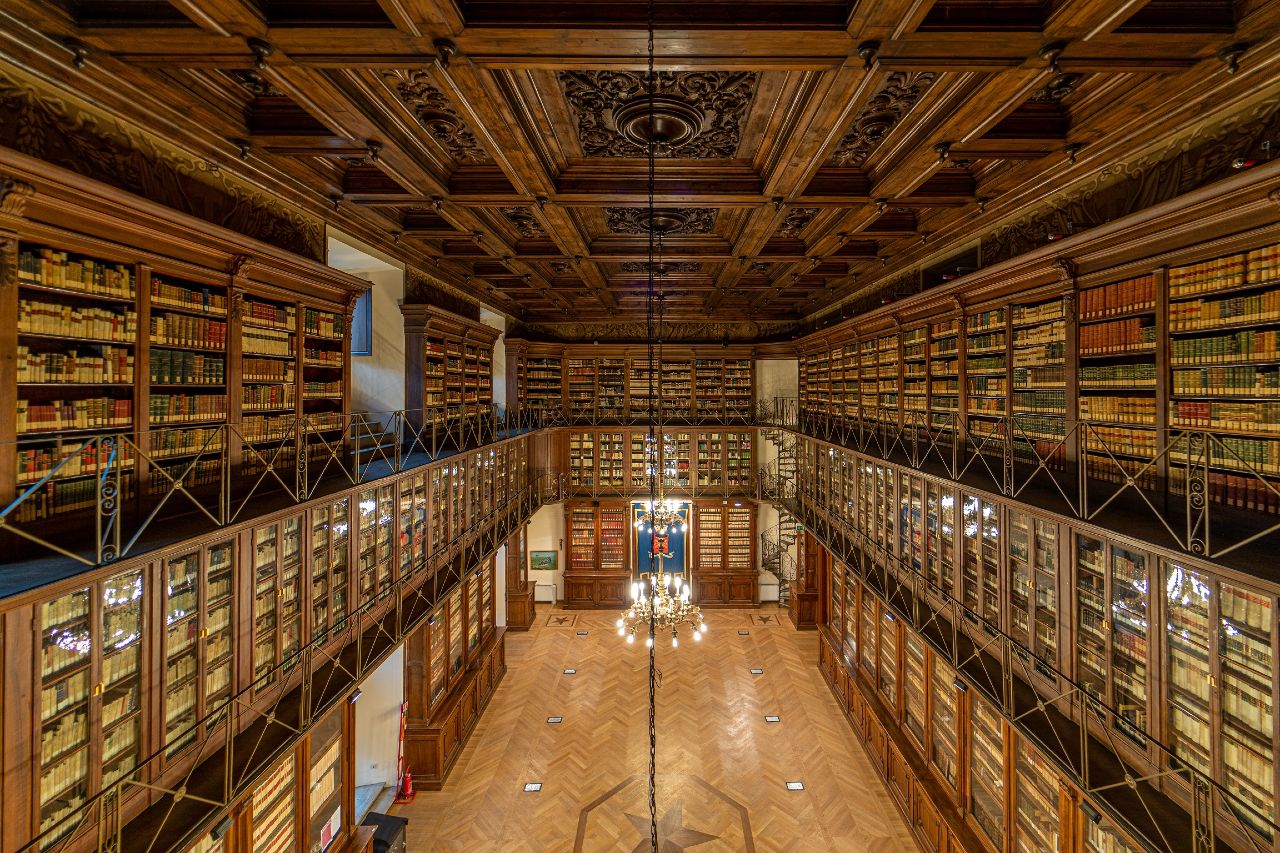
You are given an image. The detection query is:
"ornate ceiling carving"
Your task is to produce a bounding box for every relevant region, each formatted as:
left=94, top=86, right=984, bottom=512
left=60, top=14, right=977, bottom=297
left=777, top=208, right=819, bottom=238
left=385, top=70, right=493, bottom=165
left=605, top=207, right=717, bottom=235
left=225, top=69, right=283, bottom=98
left=620, top=261, right=701, bottom=273
left=829, top=71, right=937, bottom=168
left=559, top=71, right=757, bottom=158
left=1031, top=73, right=1084, bottom=102
left=500, top=206, right=545, bottom=238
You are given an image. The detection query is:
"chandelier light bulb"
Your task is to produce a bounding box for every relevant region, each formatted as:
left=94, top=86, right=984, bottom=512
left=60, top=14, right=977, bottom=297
left=646, top=636, right=654, bottom=648
left=694, top=629, right=701, bottom=641
left=619, top=626, right=626, bottom=636
left=627, top=632, right=635, bottom=644
left=671, top=634, right=678, bottom=648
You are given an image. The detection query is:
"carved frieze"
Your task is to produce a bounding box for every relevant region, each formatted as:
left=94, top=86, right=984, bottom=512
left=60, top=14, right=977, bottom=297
left=777, top=207, right=819, bottom=238
left=559, top=71, right=757, bottom=159
left=829, top=72, right=937, bottom=168
left=385, top=70, right=493, bottom=165
left=501, top=206, right=545, bottom=238
left=981, top=95, right=1280, bottom=266
left=512, top=318, right=795, bottom=343
left=404, top=267, right=483, bottom=320
left=0, top=70, right=323, bottom=259
left=605, top=206, right=717, bottom=235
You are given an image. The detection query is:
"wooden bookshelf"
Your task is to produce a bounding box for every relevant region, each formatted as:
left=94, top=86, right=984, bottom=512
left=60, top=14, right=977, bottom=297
left=402, top=304, right=500, bottom=436
left=562, top=500, right=630, bottom=608
left=505, top=342, right=755, bottom=423
left=796, top=234, right=1280, bottom=517
left=2, top=212, right=362, bottom=528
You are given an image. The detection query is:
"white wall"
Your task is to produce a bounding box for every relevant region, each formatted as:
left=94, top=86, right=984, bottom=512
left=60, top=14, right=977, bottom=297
left=756, top=358, right=798, bottom=404
left=525, top=502, right=565, bottom=603
left=354, top=645, right=405, bottom=791
left=480, top=307, right=507, bottom=411
left=494, top=544, right=508, bottom=627
left=352, top=267, right=406, bottom=416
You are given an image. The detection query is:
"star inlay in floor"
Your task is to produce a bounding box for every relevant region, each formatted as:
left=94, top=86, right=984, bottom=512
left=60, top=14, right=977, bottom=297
left=624, top=800, right=720, bottom=852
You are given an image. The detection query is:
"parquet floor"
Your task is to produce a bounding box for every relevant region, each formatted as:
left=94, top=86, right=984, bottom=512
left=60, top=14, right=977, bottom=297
left=392, top=606, right=917, bottom=852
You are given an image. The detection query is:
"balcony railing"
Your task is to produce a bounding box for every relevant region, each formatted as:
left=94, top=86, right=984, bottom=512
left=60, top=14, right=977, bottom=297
left=769, top=467, right=1279, bottom=853
left=1, top=405, right=545, bottom=572
left=761, top=397, right=1280, bottom=569
left=26, top=467, right=554, bottom=853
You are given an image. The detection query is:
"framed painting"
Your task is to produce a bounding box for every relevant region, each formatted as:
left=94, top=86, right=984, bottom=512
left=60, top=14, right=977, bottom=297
left=530, top=550, right=558, bottom=572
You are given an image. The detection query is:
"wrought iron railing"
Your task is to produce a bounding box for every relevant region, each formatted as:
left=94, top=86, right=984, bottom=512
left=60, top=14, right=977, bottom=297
left=762, top=397, right=1280, bottom=567
left=27, top=467, right=555, bottom=853
left=515, top=402, right=757, bottom=429
left=1, top=404, right=545, bottom=571
left=768, top=470, right=1278, bottom=853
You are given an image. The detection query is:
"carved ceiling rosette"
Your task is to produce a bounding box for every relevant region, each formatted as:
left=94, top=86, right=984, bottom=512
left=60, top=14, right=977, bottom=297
left=386, top=70, right=493, bottom=165
left=605, top=206, right=717, bottom=235
left=777, top=207, right=819, bottom=238
left=559, top=71, right=757, bottom=158
left=829, top=71, right=937, bottom=167
left=500, top=206, right=545, bottom=238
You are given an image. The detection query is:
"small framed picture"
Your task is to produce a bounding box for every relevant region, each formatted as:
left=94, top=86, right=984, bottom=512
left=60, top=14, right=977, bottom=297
left=530, top=550, right=558, bottom=572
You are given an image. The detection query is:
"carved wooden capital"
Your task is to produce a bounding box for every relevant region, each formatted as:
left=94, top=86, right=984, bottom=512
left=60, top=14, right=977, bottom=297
left=229, top=254, right=254, bottom=280
left=1268, top=188, right=1280, bottom=209
left=1053, top=256, right=1076, bottom=284
left=0, top=177, right=35, bottom=218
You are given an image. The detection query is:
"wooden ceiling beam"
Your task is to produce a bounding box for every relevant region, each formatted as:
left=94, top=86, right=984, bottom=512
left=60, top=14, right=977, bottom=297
left=165, top=0, right=268, bottom=37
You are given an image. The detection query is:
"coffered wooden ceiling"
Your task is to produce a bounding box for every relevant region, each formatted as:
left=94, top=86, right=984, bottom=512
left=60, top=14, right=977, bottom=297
left=3, top=0, right=1280, bottom=334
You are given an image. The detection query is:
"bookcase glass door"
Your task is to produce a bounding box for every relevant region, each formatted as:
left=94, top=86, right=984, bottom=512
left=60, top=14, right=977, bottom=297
left=100, top=569, right=144, bottom=792
left=39, top=585, right=92, bottom=843
left=1015, top=737, right=1061, bottom=852
left=252, top=752, right=297, bottom=853
left=969, top=693, right=1005, bottom=850
left=307, top=705, right=344, bottom=853
left=930, top=656, right=960, bottom=791
left=252, top=515, right=303, bottom=689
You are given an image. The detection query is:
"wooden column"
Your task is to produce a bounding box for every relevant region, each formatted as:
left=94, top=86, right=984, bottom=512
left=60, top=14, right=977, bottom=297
left=504, top=523, right=536, bottom=630
left=0, top=177, right=33, bottom=512
left=789, top=529, right=821, bottom=629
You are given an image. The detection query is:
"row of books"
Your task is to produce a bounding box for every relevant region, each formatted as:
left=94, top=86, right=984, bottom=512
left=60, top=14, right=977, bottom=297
left=1080, top=318, right=1156, bottom=354
left=243, top=385, right=295, bottom=410
left=150, top=349, right=225, bottom=385
left=18, top=398, right=133, bottom=433
left=1171, top=401, right=1280, bottom=433
left=242, top=300, right=295, bottom=330
left=19, top=346, right=132, bottom=384
left=302, top=308, right=344, bottom=338
left=19, top=300, right=138, bottom=342
left=12, top=473, right=135, bottom=524
left=1169, top=289, right=1280, bottom=331
left=243, top=327, right=294, bottom=358
left=1169, top=253, right=1248, bottom=297
left=1170, top=330, right=1279, bottom=365
left=149, top=314, right=227, bottom=349
left=304, top=347, right=343, bottom=366
left=19, top=248, right=135, bottom=298
left=1079, top=396, right=1157, bottom=425
left=1011, top=300, right=1063, bottom=326
left=149, top=394, right=228, bottom=424
left=150, top=278, right=225, bottom=314
left=18, top=442, right=135, bottom=485
left=1081, top=275, right=1156, bottom=319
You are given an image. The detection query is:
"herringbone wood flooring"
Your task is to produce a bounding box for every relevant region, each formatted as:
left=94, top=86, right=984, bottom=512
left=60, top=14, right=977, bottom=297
left=392, top=607, right=917, bottom=852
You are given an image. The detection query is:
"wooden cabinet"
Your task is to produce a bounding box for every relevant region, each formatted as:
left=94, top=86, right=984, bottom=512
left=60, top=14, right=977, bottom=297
left=357, top=484, right=394, bottom=608
left=305, top=705, right=345, bottom=853
left=564, top=500, right=630, bottom=608
left=310, top=498, right=351, bottom=644
left=692, top=501, right=757, bottom=606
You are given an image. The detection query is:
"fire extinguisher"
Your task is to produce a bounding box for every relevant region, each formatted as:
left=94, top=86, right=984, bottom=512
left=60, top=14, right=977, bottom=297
left=394, top=701, right=416, bottom=803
